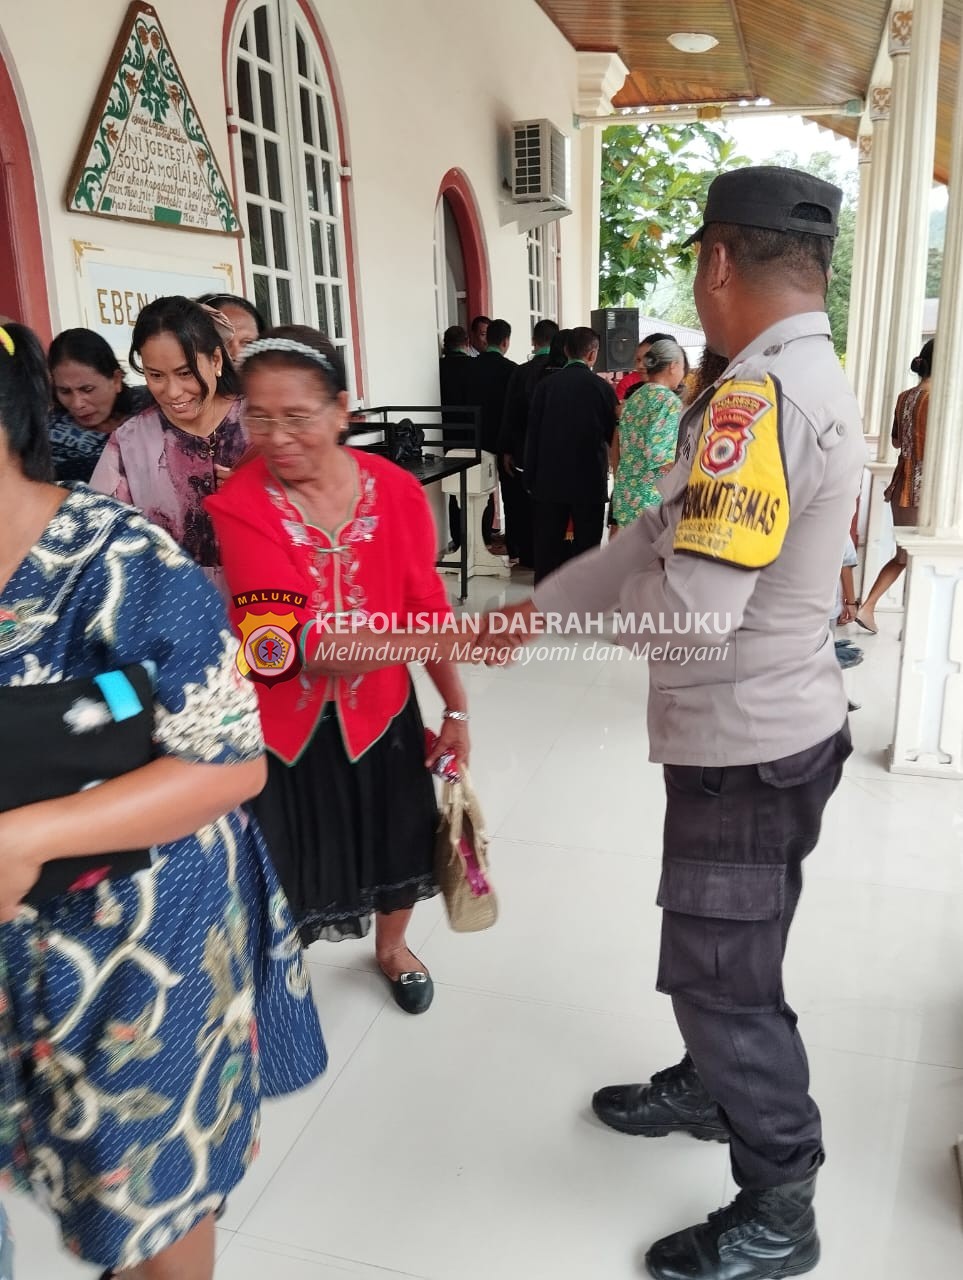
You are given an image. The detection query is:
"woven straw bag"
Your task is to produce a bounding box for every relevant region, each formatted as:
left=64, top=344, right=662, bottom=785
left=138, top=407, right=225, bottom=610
left=434, top=768, right=497, bottom=932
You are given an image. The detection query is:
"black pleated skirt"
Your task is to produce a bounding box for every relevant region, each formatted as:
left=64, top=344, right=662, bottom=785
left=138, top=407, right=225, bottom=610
left=250, top=688, right=439, bottom=945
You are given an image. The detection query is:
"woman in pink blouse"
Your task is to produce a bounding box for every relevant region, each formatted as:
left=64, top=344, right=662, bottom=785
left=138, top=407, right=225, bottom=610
left=90, top=296, right=248, bottom=594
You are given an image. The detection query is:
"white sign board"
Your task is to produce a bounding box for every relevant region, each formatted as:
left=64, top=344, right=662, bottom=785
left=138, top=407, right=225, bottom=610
left=73, top=242, right=235, bottom=365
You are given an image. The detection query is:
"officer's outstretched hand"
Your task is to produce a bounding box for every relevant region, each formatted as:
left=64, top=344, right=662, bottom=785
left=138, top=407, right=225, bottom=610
left=474, top=599, right=541, bottom=666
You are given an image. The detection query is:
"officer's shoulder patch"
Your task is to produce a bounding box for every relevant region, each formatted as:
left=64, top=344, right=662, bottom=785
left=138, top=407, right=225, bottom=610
left=673, top=374, right=790, bottom=571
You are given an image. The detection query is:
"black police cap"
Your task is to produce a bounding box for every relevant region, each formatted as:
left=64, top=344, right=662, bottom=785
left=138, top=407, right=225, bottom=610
left=683, top=166, right=842, bottom=247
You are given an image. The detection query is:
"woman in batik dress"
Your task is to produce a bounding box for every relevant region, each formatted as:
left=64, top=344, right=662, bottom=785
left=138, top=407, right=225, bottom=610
left=609, top=338, right=686, bottom=530
left=0, top=321, right=326, bottom=1278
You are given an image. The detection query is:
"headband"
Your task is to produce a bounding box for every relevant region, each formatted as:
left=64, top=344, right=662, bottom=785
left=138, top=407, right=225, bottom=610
left=238, top=336, right=337, bottom=377
left=0, top=327, right=14, bottom=357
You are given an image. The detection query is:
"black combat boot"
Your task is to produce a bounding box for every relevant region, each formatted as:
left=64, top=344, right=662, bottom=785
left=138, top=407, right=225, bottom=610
left=645, top=1170, right=820, bottom=1280
left=592, top=1053, right=729, bottom=1142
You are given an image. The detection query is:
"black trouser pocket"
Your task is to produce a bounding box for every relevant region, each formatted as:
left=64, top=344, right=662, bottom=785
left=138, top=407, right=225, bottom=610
left=753, top=726, right=851, bottom=852
left=656, top=859, right=788, bottom=1014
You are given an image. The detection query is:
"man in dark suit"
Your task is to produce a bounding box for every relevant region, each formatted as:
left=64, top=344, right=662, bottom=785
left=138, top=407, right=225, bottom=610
left=468, top=314, right=490, bottom=356
left=439, top=324, right=473, bottom=409
left=498, top=318, right=559, bottom=569
left=439, top=325, right=477, bottom=551
left=525, top=325, right=617, bottom=584
left=467, top=318, right=517, bottom=549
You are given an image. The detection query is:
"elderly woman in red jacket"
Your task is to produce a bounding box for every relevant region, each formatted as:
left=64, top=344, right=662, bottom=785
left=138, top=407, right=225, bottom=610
left=207, top=327, right=469, bottom=1015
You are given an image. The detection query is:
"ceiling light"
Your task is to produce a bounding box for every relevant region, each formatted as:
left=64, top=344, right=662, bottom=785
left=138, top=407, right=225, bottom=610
left=667, top=32, right=719, bottom=54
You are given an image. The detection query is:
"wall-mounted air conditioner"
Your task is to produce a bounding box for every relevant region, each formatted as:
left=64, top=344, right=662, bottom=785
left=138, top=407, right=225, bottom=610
left=511, top=119, right=570, bottom=207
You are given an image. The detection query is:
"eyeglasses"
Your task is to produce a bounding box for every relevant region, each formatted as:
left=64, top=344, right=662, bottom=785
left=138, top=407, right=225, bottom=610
left=243, top=411, right=329, bottom=437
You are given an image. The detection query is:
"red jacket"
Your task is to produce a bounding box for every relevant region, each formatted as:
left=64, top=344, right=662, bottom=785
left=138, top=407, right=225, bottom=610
left=206, top=451, right=452, bottom=764
left=615, top=371, right=643, bottom=402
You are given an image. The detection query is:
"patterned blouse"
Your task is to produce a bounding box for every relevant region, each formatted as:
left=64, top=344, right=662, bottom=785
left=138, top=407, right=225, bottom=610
left=610, top=383, right=682, bottom=524
left=89, top=399, right=248, bottom=593
left=47, top=387, right=153, bottom=485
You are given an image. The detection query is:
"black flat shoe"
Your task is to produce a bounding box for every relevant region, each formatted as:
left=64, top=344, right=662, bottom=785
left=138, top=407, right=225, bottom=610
left=388, top=969, right=434, bottom=1014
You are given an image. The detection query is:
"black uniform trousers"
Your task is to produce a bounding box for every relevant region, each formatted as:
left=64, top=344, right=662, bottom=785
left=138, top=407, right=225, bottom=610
left=657, top=724, right=852, bottom=1190
left=533, top=500, right=606, bottom=585
left=500, top=460, right=534, bottom=567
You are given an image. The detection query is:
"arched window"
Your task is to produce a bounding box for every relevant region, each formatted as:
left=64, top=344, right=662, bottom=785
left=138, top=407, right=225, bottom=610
left=433, top=196, right=469, bottom=342
left=228, top=1, right=355, bottom=381
left=433, top=170, right=489, bottom=346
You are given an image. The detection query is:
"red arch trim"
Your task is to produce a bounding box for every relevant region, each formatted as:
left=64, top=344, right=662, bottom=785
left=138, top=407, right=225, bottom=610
left=222, top=0, right=364, bottom=397
left=0, top=53, right=50, bottom=342
left=437, top=169, right=490, bottom=321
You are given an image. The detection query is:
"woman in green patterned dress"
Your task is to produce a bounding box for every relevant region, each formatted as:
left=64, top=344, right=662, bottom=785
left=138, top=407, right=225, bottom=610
left=609, top=338, right=686, bottom=531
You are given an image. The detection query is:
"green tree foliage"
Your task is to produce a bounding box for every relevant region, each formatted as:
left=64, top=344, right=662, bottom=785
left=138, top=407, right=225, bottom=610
left=825, top=203, right=855, bottom=356
left=599, top=127, right=861, bottom=356
left=653, top=260, right=699, bottom=329
left=598, top=123, right=747, bottom=307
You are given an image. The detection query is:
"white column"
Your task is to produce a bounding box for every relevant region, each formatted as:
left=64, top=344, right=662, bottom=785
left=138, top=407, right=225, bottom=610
left=859, top=84, right=896, bottom=445
left=856, top=84, right=901, bottom=605
left=576, top=52, right=628, bottom=320
left=880, top=1, right=943, bottom=454
left=855, top=128, right=886, bottom=560
left=846, top=128, right=873, bottom=401
left=889, top=5, right=963, bottom=779
left=579, top=128, right=603, bottom=314
left=864, top=22, right=914, bottom=455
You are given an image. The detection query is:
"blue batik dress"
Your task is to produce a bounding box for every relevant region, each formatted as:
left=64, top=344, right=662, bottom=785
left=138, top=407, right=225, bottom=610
left=0, top=487, right=327, bottom=1272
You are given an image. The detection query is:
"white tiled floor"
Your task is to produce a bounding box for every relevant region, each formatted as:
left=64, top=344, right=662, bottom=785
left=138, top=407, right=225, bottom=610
left=13, top=584, right=963, bottom=1278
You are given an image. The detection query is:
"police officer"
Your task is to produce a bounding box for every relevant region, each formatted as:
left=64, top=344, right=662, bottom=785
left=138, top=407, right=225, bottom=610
left=476, top=168, right=865, bottom=1279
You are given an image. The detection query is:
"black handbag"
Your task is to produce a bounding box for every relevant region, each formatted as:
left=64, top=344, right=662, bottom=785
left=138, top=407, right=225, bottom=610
left=0, top=664, right=156, bottom=905
left=387, top=418, right=424, bottom=467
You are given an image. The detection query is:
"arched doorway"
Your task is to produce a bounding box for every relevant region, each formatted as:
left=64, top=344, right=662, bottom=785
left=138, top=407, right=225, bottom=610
left=433, top=170, right=489, bottom=345
left=0, top=49, right=49, bottom=339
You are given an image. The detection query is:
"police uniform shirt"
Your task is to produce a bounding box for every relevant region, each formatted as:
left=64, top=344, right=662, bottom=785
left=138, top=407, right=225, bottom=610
left=533, top=313, right=868, bottom=767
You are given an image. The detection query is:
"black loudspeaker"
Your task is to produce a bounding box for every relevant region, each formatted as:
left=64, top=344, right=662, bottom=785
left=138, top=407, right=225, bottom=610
left=590, top=307, right=640, bottom=373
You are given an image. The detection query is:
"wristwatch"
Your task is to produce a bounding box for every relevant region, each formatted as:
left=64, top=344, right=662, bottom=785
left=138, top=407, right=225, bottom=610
left=442, top=709, right=470, bottom=722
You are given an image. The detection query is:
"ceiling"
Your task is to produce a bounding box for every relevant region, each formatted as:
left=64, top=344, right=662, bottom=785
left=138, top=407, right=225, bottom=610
left=536, top=0, right=958, bottom=183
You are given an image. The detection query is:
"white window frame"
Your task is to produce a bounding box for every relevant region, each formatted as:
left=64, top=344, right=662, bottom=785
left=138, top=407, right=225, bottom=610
left=526, top=220, right=561, bottom=332
left=433, top=195, right=468, bottom=346
left=433, top=198, right=449, bottom=345
left=229, top=0, right=354, bottom=385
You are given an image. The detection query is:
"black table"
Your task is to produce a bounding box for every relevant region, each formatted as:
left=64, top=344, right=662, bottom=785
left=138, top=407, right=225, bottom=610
left=346, top=406, right=482, bottom=602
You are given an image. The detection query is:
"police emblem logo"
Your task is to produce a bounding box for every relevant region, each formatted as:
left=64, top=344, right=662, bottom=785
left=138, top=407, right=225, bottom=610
left=234, top=608, right=302, bottom=684
left=248, top=625, right=294, bottom=673
left=700, top=391, right=772, bottom=478
left=674, top=375, right=790, bottom=571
